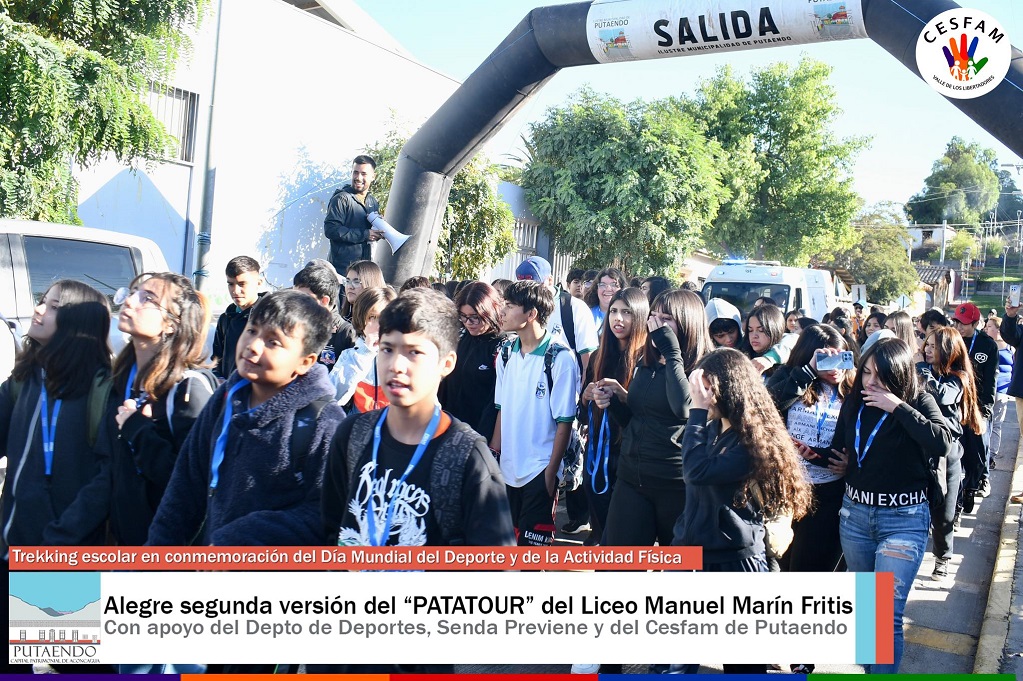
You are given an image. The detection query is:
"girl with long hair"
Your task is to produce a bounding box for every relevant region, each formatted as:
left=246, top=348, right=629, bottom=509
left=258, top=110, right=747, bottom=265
left=439, top=281, right=506, bottom=440
left=580, top=287, right=649, bottom=543
left=918, top=326, right=979, bottom=579
left=768, top=324, right=856, bottom=574
left=2, top=280, right=114, bottom=558
left=833, top=338, right=954, bottom=673
left=597, top=289, right=710, bottom=547
left=109, top=272, right=217, bottom=545
left=341, top=259, right=385, bottom=320
left=330, top=286, right=396, bottom=412
left=583, top=267, right=627, bottom=330
left=675, top=347, right=813, bottom=568
left=886, top=310, right=922, bottom=363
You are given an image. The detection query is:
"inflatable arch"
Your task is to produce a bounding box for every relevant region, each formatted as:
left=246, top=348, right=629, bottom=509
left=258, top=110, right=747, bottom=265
left=379, top=0, right=1023, bottom=283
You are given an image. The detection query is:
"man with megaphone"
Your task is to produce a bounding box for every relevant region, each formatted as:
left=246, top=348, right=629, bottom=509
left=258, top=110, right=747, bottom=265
left=323, top=155, right=386, bottom=274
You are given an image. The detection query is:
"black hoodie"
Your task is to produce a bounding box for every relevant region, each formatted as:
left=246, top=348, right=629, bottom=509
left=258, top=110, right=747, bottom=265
left=212, top=292, right=267, bottom=379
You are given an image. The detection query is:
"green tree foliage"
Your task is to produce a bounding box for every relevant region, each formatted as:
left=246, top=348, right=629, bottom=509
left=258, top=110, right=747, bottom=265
left=1, top=1, right=208, bottom=222
left=682, top=58, right=865, bottom=264
left=995, top=169, right=1023, bottom=223
left=944, top=230, right=979, bottom=262
left=521, top=88, right=725, bottom=276
left=364, top=124, right=515, bottom=280
left=906, top=137, right=1000, bottom=227
left=821, top=203, right=918, bottom=303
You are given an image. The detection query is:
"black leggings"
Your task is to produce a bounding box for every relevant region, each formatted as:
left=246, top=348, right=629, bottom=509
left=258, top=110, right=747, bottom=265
left=781, top=478, right=845, bottom=572
left=603, top=479, right=685, bottom=547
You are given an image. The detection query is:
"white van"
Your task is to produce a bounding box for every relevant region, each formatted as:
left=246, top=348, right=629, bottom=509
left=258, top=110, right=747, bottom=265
left=700, top=261, right=837, bottom=321
left=0, top=219, right=171, bottom=357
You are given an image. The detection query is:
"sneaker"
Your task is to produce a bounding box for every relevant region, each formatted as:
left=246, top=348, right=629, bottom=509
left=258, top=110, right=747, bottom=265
left=953, top=511, right=962, bottom=529
left=932, top=558, right=949, bottom=580
left=561, top=520, right=591, bottom=535
left=977, top=479, right=991, bottom=498
left=571, top=664, right=600, bottom=674
left=791, top=664, right=816, bottom=674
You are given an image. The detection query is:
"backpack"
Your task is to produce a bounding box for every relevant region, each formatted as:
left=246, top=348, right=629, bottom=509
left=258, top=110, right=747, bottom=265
left=558, top=289, right=576, bottom=354
left=498, top=339, right=582, bottom=487
left=344, top=409, right=478, bottom=545
left=165, top=369, right=220, bottom=436
left=10, top=371, right=113, bottom=449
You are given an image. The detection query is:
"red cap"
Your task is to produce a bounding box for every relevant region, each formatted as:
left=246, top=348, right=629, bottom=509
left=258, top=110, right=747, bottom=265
left=952, top=303, right=981, bottom=325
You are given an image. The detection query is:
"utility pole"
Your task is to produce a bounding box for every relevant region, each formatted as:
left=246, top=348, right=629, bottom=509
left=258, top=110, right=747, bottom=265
left=940, top=220, right=948, bottom=262
left=963, top=247, right=972, bottom=302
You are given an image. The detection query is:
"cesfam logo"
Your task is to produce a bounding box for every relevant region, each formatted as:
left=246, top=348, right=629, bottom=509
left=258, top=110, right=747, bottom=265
left=916, top=9, right=1010, bottom=99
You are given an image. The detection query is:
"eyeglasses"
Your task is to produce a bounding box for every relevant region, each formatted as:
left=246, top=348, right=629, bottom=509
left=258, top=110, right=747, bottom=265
left=458, top=313, right=483, bottom=326
left=345, top=277, right=363, bottom=287
left=114, top=287, right=174, bottom=316
left=597, top=282, right=621, bottom=291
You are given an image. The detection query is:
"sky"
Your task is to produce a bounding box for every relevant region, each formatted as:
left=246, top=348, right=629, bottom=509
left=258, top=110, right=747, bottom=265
left=353, top=0, right=1023, bottom=213
left=10, top=572, right=100, bottom=613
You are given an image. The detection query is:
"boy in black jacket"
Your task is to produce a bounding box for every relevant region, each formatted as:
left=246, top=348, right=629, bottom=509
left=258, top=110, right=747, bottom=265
left=322, top=288, right=514, bottom=548
left=147, top=290, right=345, bottom=546
left=950, top=303, right=998, bottom=501
left=212, top=256, right=265, bottom=379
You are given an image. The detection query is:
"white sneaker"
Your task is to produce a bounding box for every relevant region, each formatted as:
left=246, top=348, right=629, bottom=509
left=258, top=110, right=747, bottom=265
left=571, top=663, right=601, bottom=674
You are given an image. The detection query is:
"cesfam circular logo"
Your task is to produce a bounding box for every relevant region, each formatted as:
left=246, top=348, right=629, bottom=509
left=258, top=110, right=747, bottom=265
left=916, top=9, right=1011, bottom=99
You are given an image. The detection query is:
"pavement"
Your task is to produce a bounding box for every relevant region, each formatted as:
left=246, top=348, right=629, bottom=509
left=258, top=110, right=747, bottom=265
left=458, top=402, right=1023, bottom=676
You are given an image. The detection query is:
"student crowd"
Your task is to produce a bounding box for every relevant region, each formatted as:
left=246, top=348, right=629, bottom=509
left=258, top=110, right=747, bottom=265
left=1, top=249, right=1017, bottom=676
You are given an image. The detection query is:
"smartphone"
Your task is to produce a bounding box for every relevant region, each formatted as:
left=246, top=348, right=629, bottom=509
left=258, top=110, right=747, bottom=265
left=1010, top=284, right=1021, bottom=308
left=816, top=350, right=855, bottom=371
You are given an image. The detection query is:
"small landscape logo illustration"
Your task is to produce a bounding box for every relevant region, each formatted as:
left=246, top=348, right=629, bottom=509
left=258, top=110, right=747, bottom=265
left=8, top=572, right=103, bottom=664
left=916, top=9, right=1011, bottom=99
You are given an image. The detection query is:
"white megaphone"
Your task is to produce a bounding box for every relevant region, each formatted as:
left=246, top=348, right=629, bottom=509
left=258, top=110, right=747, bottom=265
left=367, top=211, right=410, bottom=254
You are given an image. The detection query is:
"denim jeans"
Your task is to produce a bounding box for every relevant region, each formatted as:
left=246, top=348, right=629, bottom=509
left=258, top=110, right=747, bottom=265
left=839, top=496, right=929, bottom=674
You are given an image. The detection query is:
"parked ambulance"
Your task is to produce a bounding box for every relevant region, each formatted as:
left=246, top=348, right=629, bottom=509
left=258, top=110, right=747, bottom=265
left=700, top=260, right=838, bottom=321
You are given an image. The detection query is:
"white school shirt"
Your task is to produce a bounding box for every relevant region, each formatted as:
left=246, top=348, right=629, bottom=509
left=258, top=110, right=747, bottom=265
left=494, top=333, right=580, bottom=488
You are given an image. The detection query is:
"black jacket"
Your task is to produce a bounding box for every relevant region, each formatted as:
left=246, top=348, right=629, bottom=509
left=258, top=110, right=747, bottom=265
left=999, top=314, right=1023, bottom=398
left=107, top=370, right=217, bottom=545
left=915, top=363, right=965, bottom=444
left=767, top=363, right=820, bottom=414
left=212, top=292, right=266, bottom=379
left=962, top=330, right=998, bottom=417
left=607, top=327, right=691, bottom=490
left=147, top=364, right=345, bottom=546
left=834, top=392, right=953, bottom=497
left=1, top=369, right=115, bottom=556
left=323, top=185, right=380, bottom=275
left=439, top=330, right=504, bottom=441
left=672, top=409, right=763, bottom=564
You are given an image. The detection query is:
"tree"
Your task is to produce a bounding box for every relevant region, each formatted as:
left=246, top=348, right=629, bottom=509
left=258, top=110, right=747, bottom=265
left=944, top=230, right=979, bottom=262
left=682, top=58, right=866, bottom=264
left=1, top=2, right=208, bottom=222
left=521, top=88, right=725, bottom=276
left=364, top=123, right=515, bottom=280
left=821, top=203, right=918, bottom=303
left=906, top=137, right=1000, bottom=227
left=995, top=169, right=1023, bottom=223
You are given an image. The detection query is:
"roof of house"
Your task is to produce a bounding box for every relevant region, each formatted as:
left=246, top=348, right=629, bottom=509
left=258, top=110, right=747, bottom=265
left=914, top=264, right=954, bottom=285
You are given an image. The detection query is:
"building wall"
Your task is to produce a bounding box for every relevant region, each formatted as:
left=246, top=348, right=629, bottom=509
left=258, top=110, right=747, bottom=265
left=74, top=0, right=459, bottom=309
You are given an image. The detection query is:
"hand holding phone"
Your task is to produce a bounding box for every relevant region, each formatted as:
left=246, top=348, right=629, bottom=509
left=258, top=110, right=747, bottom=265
left=815, top=350, right=855, bottom=371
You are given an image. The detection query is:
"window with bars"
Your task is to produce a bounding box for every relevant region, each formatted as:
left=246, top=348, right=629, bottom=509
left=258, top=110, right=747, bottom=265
left=148, top=83, right=200, bottom=164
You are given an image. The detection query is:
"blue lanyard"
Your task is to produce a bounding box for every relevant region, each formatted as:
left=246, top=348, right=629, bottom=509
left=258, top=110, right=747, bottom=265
left=968, top=333, right=978, bottom=355
left=366, top=405, right=442, bottom=546
left=815, top=386, right=839, bottom=444
left=39, top=382, right=62, bottom=477
left=854, top=405, right=888, bottom=467
left=586, top=403, right=611, bottom=495
left=125, top=364, right=138, bottom=402
left=209, top=379, right=251, bottom=491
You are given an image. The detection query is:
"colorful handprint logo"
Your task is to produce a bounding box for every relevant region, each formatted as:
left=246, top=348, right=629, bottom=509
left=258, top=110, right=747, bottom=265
left=943, top=33, right=989, bottom=81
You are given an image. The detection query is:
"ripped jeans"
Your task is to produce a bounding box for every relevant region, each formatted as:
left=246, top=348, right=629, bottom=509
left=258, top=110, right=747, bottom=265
left=839, top=496, right=929, bottom=674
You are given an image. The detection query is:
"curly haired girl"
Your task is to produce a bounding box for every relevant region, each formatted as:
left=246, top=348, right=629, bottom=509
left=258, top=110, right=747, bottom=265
left=673, top=347, right=812, bottom=569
